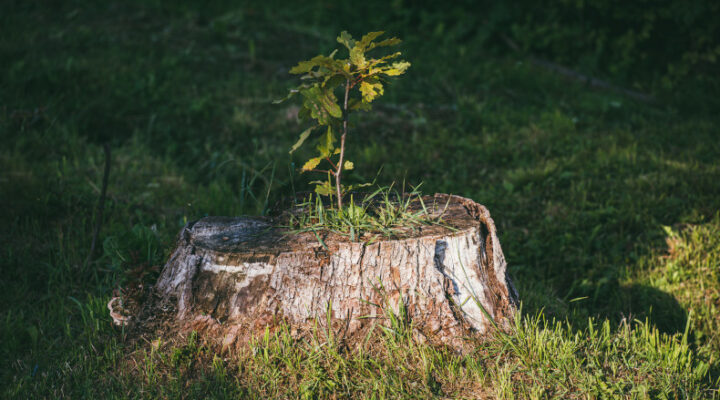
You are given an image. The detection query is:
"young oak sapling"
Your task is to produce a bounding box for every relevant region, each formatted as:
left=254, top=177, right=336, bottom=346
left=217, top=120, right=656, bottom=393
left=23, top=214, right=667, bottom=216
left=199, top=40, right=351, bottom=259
left=276, top=31, right=410, bottom=210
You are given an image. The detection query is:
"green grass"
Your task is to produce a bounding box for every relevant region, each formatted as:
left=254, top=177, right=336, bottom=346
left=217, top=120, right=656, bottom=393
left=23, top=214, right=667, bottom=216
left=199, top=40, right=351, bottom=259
left=2, top=0, right=719, bottom=398
left=285, top=185, right=453, bottom=242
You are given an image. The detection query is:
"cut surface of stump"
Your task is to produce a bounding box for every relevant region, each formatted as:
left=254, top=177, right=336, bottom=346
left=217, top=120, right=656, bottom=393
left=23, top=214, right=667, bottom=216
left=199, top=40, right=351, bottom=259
left=136, top=194, right=519, bottom=350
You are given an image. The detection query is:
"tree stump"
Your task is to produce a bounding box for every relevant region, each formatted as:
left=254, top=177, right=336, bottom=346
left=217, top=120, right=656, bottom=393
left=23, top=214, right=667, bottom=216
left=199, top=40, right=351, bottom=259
left=134, top=194, right=518, bottom=350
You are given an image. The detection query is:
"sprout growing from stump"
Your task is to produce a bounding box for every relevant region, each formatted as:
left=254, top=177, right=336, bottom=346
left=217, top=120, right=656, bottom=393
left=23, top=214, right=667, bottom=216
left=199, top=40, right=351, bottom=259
left=276, top=31, right=410, bottom=210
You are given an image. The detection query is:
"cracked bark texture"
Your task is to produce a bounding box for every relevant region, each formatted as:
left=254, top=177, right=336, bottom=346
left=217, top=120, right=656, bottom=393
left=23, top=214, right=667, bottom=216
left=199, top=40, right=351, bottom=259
left=144, top=194, right=518, bottom=349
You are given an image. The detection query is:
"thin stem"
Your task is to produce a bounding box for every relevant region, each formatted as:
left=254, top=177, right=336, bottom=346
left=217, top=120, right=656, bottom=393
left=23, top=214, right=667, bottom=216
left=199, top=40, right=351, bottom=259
left=336, top=78, right=350, bottom=210
left=324, top=157, right=338, bottom=171
left=349, top=75, right=364, bottom=89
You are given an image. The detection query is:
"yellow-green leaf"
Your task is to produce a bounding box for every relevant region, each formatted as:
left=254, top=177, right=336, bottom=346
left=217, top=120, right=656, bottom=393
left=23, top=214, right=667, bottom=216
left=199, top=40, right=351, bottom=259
left=343, top=160, right=354, bottom=170
left=313, top=180, right=334, bottom=196
left=371, top=52, right=402, bottom=65
left=337, top=31, right=355, bottom=49
left=349, top=99, right=372, bottom=111
left=350, top=46, right=366, bottom=68
left=382, top=61, right=411, bottom=76
left=289, top=126, right=315, bottom=153
left=323, top=74, right=345, bottom=90
left=317, top=126, right=336, bottom=158
left=357, top=31, right=384, bottom=50
left=368, top=37, right=401, bottom=50
left=320, top=92, right=342, bottom=118
left=359, top=81, right=384, bottom=103
left=272, top=89, right=299, bottom=104
left=301, top=157, right=322, bottom=172
left=301, top=86, right=341, bottom=125
left=290, top=54, right=342, bottom=74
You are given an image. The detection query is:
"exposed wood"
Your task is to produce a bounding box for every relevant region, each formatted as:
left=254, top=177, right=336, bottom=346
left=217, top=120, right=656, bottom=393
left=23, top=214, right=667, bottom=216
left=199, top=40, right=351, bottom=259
left=129, top=194, right=518, bottom=350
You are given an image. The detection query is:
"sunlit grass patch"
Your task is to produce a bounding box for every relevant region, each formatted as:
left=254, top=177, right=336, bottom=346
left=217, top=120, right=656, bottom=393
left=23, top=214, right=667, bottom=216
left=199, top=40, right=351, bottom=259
left=108, top=308, right=716, bottom=399
left=641, top=217, right=720, bottom=363
left=285, top=184, right=453, bottom=241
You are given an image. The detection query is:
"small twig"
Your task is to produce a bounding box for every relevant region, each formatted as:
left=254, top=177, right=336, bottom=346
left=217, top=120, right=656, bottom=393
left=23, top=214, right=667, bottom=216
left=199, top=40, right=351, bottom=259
left=500, top=34, right=656, bottom=104
left=349, top=75, right=364, bottom=89
left=85, top=143, right=111, bottom=267
left=336, top=79, right=351, bottom=210
left=307, top=168, right=332, bottom=174
left=324, top=156, right=338, bottom=172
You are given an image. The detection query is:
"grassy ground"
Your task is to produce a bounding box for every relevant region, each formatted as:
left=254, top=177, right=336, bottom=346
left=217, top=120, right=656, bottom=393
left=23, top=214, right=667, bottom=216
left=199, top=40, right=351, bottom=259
left=2, top=1, right=719, bottom=398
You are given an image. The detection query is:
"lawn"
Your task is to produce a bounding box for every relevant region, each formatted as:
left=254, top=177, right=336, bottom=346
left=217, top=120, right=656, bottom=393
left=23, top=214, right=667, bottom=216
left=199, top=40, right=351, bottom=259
left=2, top=1, right=719, bottom=398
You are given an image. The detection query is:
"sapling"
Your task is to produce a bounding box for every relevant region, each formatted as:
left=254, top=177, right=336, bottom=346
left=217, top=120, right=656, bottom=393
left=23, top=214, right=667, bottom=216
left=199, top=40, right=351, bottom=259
left=276, top=31, right=410, bottom=210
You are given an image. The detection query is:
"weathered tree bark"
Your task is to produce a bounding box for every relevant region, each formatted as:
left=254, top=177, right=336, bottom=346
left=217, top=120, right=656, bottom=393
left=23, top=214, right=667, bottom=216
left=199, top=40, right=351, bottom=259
left=132, top=194, right=518, bottom=350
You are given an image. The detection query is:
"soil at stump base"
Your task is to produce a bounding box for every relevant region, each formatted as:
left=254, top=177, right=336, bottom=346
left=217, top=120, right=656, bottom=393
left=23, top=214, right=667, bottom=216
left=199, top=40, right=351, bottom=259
left=124, top=194, right=519, bottom=351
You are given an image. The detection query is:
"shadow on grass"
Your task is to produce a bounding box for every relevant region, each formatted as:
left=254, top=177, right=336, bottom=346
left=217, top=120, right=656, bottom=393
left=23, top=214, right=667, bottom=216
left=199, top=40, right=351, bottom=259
left=617, top=283, right=688, bottom=335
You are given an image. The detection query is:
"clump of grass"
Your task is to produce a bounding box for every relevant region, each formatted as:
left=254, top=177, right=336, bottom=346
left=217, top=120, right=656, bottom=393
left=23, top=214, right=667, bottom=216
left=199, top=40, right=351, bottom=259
left=118, top=302, right=715, bottom=399
left=285, top=184, right=453, bottom=242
